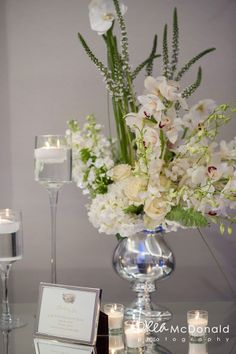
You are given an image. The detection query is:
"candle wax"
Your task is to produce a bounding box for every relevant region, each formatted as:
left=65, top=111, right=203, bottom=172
left=0, top=219, right=20, bottom=234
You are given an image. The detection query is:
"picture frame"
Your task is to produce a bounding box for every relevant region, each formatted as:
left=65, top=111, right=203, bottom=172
left=34, top=337, right=97, bottom=354
left=35, top=283, right=101, bottom=345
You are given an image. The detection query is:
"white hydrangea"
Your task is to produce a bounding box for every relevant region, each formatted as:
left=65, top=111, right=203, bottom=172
left=88, top=182, right=144, bottom=237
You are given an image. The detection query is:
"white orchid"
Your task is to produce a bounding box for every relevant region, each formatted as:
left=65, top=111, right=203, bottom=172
left=183, top=99, right=217, bottom=128
left=144, top=76, right=187, bottom=109
left=138, top=94, right=165, bottom=120
left=88, top=0, right=127, bottom=35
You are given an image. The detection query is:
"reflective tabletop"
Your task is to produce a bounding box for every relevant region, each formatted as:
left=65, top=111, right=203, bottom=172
left=0, top=302, right=235, bottom=354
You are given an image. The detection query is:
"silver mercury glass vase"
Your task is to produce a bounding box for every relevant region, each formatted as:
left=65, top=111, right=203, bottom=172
left=112, top=227, right=175, bottom=321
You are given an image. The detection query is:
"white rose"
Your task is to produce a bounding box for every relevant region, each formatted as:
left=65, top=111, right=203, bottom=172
left=111, top=164, right=132, bottom=182
left=124, top=176, right=148, bottom=203
left=144, top=197, right=170, bottom=224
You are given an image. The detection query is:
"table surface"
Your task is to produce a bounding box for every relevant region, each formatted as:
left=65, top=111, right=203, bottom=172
left=0, top=301, right=235, bottom=354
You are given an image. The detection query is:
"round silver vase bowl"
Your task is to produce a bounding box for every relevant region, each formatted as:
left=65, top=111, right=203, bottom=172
left=113, top=227, right=175, bottom=321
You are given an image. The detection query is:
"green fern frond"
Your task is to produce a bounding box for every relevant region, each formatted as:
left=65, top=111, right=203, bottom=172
left=162, top=24, right=170, bottom=79
left=170, top=7, right=179, bottom=78
left=146, top=34, right=158, bottom=76
left=175, top=47, right=215, bottom=81
left=132, top=54, right=161, bottom=80
left=166, top=205, right=208, bottom=227
left=182, top=67, right=202, bottom=99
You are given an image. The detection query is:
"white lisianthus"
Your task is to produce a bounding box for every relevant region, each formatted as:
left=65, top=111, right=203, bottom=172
left=110, top=164, right=132, bottom=182
left=89, top=0, right=127, bottom=35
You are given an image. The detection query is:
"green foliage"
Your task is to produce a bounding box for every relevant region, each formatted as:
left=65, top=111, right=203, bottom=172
left=175, top=47, right=216, bottom=81
left=182, top=67, right=202, bottom=99
left=166, top=205, right=208, bottom=227
left=68, top=120, right=79, bottom=133
left=80, top=148, right=91, bottom=163
left=123, top=204, right=144, bottom=215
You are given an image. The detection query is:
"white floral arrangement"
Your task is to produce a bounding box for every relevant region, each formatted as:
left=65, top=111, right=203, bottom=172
left=67, top=0, right=236, bottom=238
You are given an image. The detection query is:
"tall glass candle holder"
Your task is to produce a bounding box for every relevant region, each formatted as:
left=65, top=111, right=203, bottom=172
left=0, top=209, right=26, bottom=329
left=34, top=135, right=72, bottom=284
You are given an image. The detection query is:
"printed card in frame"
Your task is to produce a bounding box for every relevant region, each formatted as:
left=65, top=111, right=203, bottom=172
left=35, top=283, right=101, bottom=346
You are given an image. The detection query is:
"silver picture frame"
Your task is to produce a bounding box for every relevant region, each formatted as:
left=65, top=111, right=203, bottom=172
left=35, top=282, right=101, bottom=346
left=34, top=337, right=97, bottom=354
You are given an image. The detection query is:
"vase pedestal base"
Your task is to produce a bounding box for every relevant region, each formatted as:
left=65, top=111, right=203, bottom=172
left=124, top=281, right=172, bottom=322
left=125, top=303, right=172, bottom=322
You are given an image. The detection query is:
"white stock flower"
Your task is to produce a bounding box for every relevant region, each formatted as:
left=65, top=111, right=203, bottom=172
left=89, top=0, right=127, bottom=35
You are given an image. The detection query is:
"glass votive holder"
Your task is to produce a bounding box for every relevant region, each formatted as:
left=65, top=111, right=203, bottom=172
left=188, top=342, right=208, bottom=354
left=109, top=334, right=125, bottom=353
left=187, top=310, right=208, bottom=343
left=104, top=304, right=124, bottom=334
left=124, top=320, right=146, bottom=352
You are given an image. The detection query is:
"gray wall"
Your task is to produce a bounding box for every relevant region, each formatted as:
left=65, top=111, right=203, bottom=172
left=0, top=0, right=235, bottom=303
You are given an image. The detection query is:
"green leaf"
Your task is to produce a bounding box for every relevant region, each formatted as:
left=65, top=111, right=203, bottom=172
left=164, top=149, right=175, bottom=163
left=123, top=204, right=144, bottom=215
left=227, top=226, right=233, bottom=235
left=175, top=47, right=216, bottom=81
left=166, top=205, right=208, bottom=227
left=80, top=148, right=91, bottom=163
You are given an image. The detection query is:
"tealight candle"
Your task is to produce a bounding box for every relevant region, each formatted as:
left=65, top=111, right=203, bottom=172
left=124, top=320, right=146, bottom=349
left=34, top=146, right=67, bottom=164
left=187, top=310, right=208, bottom=342
left=104, top=304, right=124, bottom=333
left=188, top=342, right=208, bottom=354
left=0, top=219, right=20, bottom=234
